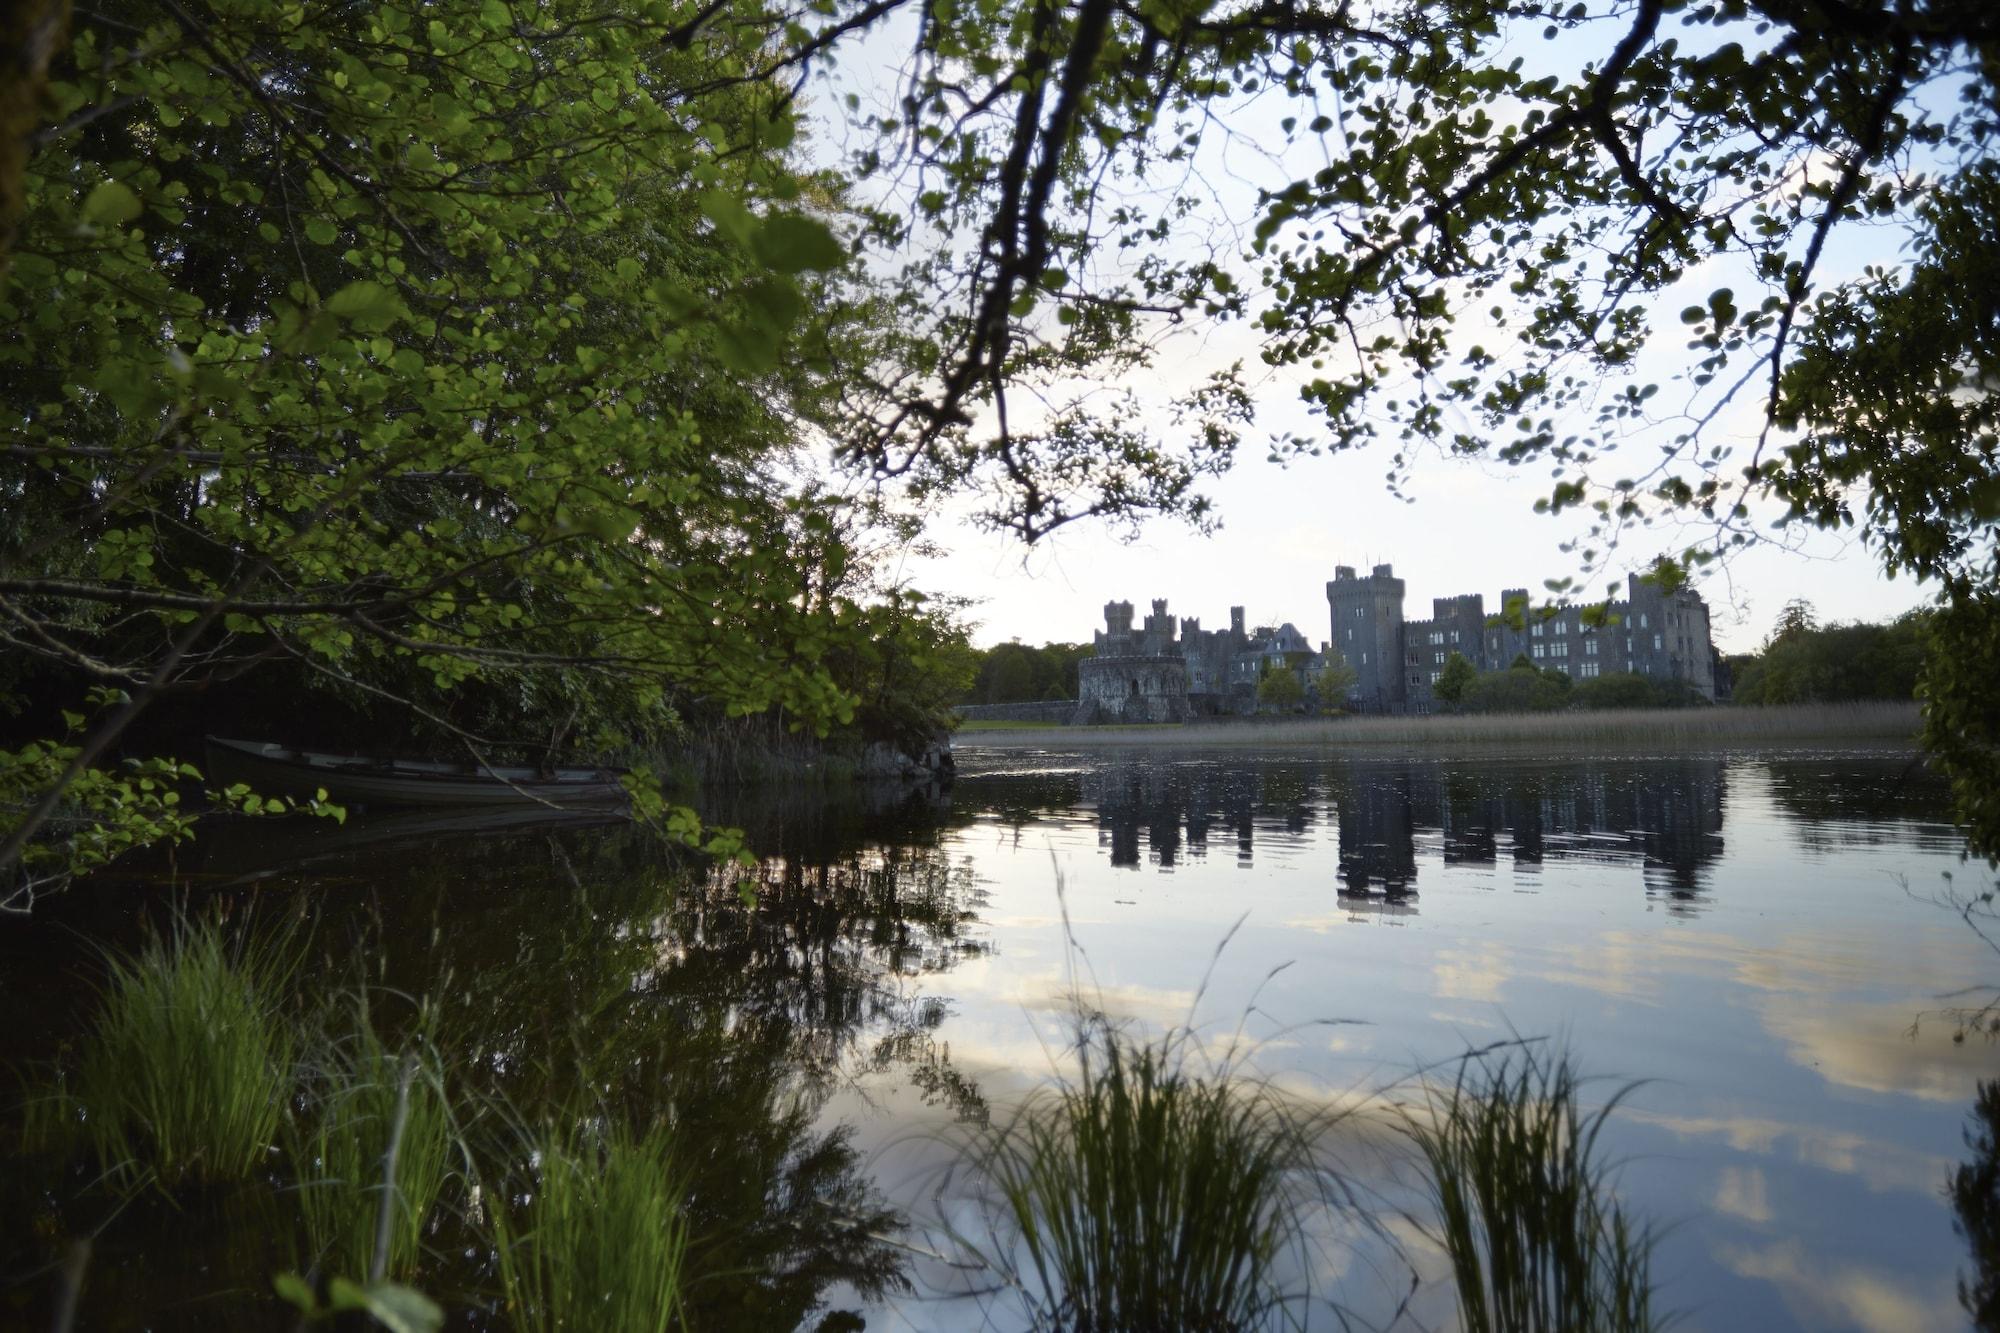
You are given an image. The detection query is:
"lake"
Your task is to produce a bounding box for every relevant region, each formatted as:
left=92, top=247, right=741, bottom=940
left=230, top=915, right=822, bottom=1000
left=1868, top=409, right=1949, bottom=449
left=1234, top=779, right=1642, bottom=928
left=1, top=743, right=1989, bottom=1330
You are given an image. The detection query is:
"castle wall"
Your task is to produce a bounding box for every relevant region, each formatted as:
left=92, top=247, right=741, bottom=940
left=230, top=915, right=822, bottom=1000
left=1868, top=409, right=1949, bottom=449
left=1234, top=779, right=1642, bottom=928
left=1074, top=655, right=1190, bottom=724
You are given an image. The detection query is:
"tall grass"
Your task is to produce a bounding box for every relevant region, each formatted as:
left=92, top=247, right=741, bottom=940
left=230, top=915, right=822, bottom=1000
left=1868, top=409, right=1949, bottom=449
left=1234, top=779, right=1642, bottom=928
left=490, top=1119, right=688, bottom=1333
left=1405, top=1045, right=1662, bottom=1333
left=974, top=1018, right=1343, bottom=1332
left=63, top=918, right=296, bottom=1187
left=290, top=1002, right=455, bottom=1282
left=956, top=700, right=1921, bottom=752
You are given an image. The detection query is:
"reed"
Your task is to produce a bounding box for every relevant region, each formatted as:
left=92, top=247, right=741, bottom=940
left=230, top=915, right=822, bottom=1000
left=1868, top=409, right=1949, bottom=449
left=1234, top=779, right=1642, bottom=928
left=956, top=700, right=1920, bottom=752
left=974, top=1018, right=1341, bottom=1332
left=289, top=1002, right=455, bottom=1283
left=67, top=918, right=296, bottom=1187
left=490, top=1119, right=688, bottom=1333
left=1405, top=1045, right=1662, bottom=1333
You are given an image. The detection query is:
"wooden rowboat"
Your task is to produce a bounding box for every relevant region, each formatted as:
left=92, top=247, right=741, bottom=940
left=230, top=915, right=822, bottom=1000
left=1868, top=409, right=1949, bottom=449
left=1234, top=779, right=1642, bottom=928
left=202, top=736, right=630, bottom=810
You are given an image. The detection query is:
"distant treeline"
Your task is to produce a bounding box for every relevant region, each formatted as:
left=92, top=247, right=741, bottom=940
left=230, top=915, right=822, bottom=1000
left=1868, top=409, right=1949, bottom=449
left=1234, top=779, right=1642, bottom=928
left=964, top=641, right=1094, bottom=704
left=1724, top=603, right=1928, bottom=705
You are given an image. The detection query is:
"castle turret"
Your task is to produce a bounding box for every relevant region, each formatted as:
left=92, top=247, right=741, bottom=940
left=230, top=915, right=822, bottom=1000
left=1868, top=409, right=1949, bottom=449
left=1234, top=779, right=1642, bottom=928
left=1327, top=563, right=1406, bottom=712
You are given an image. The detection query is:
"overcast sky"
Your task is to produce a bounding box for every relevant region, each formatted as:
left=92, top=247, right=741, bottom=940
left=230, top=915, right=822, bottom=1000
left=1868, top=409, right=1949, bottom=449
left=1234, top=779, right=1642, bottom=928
left=820, top=19, right=1939, bottom=658
left=891, top=409, right=1929, bottom=658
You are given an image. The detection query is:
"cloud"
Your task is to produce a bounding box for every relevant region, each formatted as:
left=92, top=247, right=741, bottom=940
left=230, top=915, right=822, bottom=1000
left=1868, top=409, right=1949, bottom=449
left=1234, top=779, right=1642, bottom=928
left=1712, top=1165, right=1774, bottom=1224
left=1720, top=1239, right=1958, bottom=1333
left=1628, top=1108, right=1951, bottom=1197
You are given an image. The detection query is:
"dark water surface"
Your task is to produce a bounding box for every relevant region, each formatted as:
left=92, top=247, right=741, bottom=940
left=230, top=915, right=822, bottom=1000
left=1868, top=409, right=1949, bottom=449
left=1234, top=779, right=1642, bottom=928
left=2, top=746, right=1989, bottom=1331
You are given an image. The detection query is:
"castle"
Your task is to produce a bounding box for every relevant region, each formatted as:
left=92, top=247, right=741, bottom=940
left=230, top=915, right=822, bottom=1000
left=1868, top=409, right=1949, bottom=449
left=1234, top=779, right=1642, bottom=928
left=1074, top=564, right=1719, bottom=722
left=1073, top=599, right=1315, bottom=724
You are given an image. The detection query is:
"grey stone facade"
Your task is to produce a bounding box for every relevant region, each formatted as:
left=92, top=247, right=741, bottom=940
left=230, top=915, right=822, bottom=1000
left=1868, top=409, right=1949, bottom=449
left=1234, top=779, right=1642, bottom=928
left=1074, top=599, right=1192, bottom=724
left=1330, top=565, right=1719, bottom=714
left=1068, top=564, right=1719, bottom=725
left=1073, top=598, right=1322, bottom=724
left=1326, top=565, right=1407, bottom=712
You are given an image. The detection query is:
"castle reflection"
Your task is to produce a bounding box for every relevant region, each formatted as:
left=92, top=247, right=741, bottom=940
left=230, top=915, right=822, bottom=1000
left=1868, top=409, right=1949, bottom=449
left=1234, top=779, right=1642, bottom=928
left=977, top=756, right=1732, bottom=910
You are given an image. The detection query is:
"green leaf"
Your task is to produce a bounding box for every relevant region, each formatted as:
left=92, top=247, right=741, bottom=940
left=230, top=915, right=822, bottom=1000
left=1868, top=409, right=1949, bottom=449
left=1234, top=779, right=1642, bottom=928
left=82, top=181, right=142, bottom=225
left=324, top=280, right=405, bottom=329
left=698, top=190, right=755, bottom=244
left=272, top=1273, right=318, bottom=1314
left=752, top=214, right=845, bottom=273
left=327, top=1278, right=444, bottom=1333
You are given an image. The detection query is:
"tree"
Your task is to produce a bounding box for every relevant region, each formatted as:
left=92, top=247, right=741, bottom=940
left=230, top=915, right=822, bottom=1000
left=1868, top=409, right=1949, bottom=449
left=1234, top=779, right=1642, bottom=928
left=1256, top=663, right=1303, bottom=712
left=1315, top=651, right=1358, bottom=712
left=0, top=0, right=915, bottom=901
left=1770, top=600, right=1821, bottom=648
left=1433, top=653, right=1478, bottom=707
left=821, top=0, right=1998, bottom=851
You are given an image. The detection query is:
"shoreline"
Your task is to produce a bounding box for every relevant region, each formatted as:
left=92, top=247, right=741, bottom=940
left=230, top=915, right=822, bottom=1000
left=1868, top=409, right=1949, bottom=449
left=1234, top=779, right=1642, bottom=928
left=952, top=700, right=1923, bottom=754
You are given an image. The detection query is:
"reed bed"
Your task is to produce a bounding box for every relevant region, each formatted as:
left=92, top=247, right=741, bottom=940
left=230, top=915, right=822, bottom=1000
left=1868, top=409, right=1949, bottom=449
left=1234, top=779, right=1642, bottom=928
left=970, top=1018, right=1348, bottom=1332
left=289, top=1005, right=455, bottom=1283
left=1405, top=1045, right=1662, bottom=1333
left=59, top=919, right=297, bottom=1187
left=956, top=701, right=1919, bottom=753
left=490, top=1119, right=688, bottom=1333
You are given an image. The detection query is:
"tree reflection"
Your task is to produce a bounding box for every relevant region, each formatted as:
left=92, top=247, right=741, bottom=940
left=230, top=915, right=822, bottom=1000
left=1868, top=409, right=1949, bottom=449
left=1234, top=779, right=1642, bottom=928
left=5, top=797, right=991, bottom=1330
left=1952, top=1080, right=2000, bottom=1330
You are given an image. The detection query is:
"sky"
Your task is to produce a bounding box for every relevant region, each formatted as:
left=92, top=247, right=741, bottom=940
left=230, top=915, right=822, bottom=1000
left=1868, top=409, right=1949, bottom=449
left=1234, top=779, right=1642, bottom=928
left=814, top=13, right=1942, bottom=658
left=890, top=418, right=1929, bottom=658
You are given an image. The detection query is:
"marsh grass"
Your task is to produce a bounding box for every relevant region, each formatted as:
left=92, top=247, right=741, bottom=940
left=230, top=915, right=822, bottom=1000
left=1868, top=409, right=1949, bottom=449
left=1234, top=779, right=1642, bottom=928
left=1405, top=1044, right=1663, bottom=1333
left=955, top=700, right=1920, bottom=752
left=57, top=917, right=297, bottom=1187
left=289, top=1000, right=455, bottom=1282
left=970, top=1016, right=1349, bottom=1332
left=490, top=1119, right=688, bottom=1333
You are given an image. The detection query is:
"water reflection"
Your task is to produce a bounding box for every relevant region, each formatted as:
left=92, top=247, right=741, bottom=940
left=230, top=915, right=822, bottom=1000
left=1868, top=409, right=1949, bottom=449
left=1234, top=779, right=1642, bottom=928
left=973, top=755, right=1733, bottom=904
left=0, top=748, right=1979, bottom=1333
left=1954, top=1080, right=2000, bottom=1330
left=0, top=789, right=983, bottom=1330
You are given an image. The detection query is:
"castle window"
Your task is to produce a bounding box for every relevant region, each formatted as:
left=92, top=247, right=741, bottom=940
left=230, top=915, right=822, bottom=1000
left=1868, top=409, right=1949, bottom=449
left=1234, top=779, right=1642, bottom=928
left=1654, top=633, right=1663, bottom=650
left=1532, top=643, right=1546, bottom=659
left=1639, top=613, right=1649, bottom=628
left=1585, top=638, right=1598, bottom=656
left=1530, top=622, right=1544, bottom=638
left=1552, top=642, right=1567, bottom=658
left=1450, top=630, right=1460, bottom=643
left=1434, top=651, right=1445, bottom=664
left=1430, top=670, right=1440, bottom=683
left=1411, top=673, right=1421, bottom=684
left=1580, top=661, right=1600, bottom=678
left=1361, top=652, right=1367, bottom=665
left=1129, top=679, right=1139, bottom=697
left=1555, top=620, right=1567, bottom=636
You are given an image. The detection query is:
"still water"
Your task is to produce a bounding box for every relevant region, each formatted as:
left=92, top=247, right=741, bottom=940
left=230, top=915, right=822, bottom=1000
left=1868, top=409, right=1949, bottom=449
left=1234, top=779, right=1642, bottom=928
left=0, top=744, right=1987, bottom=1331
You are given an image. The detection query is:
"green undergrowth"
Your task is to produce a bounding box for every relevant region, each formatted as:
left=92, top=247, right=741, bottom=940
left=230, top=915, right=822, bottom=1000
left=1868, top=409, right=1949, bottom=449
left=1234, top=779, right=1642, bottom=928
left=43, top=918, right=298, bottom=1187
left=289, top=1000, right=456, bottom=1283
left=949, top=1010, right=1668, bottom=1331
left=490, top=1118, right=689, bottom=1333
left=968, top=1017, right=1352, bottom=1331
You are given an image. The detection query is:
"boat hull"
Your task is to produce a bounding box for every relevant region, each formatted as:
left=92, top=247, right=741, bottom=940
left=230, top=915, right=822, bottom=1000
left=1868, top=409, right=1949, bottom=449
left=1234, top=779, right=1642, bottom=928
left=203, top=737, right=630, bottom=810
